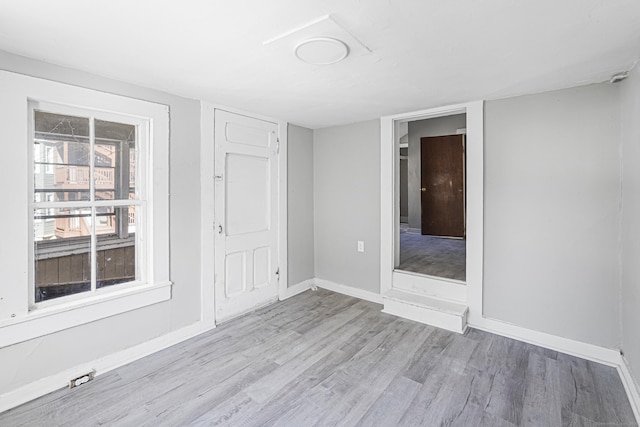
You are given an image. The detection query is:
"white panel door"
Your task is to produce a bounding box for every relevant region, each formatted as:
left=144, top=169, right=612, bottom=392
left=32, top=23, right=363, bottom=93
left=214, top=110, right=279, bottom=322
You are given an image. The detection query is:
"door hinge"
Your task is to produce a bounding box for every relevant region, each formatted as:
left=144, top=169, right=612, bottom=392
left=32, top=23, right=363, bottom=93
left=276, top=138, right=280, bottom=154
left=275, top=267, right=280, bottom=281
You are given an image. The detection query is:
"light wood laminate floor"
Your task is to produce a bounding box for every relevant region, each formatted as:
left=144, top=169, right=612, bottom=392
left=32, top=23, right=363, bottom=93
left=398, top=228, right=466, bottom=281
left=1, top=289, right=636, bottom=426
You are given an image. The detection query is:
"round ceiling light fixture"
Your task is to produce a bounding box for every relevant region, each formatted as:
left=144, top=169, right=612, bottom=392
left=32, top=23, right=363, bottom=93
left=294, top=37, right=349, bottom=65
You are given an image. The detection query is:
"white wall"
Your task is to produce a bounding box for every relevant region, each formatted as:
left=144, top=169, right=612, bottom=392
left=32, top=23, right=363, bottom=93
left=484, top=84, right=621, bottom=349
left=407, top=115, right=466, bottom=229
left=287, top=124, right=315, bottom=286
left=314, top=120, right=381, bottom=294
left=621, top=63, right=640, bottom=384
left=0, top=50, right=202, bottom=394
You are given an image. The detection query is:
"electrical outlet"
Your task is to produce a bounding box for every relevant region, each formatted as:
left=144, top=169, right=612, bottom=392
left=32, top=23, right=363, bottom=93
left=69, top=370, right=95, bottom=389
left=357, top=241, right=365, bottom=252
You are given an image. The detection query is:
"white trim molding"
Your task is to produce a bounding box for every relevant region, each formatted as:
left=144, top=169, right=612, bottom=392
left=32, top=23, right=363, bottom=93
left=281, top=279, right=314, bottom=300
left=0, top=321, right=216, bottom=414
left=0, top=283, right=171, bottom=348
left=277, top=123, right=289, bottom=301
left=200, top=103, right=216, bottom=326
left=618, top=355, right=640, bottom=424
left=315, top=278, right=383, bottom=304
left=471, top=317, right=621, bottom=367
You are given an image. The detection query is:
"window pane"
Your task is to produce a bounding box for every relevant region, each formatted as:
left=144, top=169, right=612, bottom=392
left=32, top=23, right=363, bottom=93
left=95, top=120, right=136, bottom=201
left=34, top=112, right=90, bottom=202
left=94, top=140, right=115, bottom=200
left=96, top=205, right=138, bottom=289
left=129, top=142, right=136, bottom=198
left=34, top=207, right=92, bottom=302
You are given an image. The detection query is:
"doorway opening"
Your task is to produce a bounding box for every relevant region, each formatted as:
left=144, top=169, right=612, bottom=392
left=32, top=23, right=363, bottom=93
left=397, top=114, right=466, bottom=281
left=380, top=102, right=483, bottom=320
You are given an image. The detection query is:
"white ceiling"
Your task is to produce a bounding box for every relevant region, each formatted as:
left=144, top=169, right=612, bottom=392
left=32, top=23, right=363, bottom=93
left=1, top=0, right=639, bottom=129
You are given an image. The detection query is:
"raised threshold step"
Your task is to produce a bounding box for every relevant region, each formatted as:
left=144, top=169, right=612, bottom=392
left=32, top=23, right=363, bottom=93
left=382, top=289, right=468, bottom=334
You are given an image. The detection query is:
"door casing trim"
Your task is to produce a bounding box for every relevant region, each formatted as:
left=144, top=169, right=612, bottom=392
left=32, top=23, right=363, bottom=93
left=379, top=101, right=484, bottom=323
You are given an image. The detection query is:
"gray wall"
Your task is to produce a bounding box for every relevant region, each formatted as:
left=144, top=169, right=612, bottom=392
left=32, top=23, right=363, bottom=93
left=314, top=120, right=381, bottom=294
left=0, top=51, right=202, bottom=394
left=621, top=63, right=640, bottom=383
left=407, top=115, right=466, bottom=229
left=287, top=124, right=315, bottom=286
left=484, top=84, right=621, bottom=348
left=310, top=84, right=622, bottom=348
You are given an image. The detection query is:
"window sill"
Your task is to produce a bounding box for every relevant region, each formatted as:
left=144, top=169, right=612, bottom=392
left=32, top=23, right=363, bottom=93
left=0, top=281, right=172, bottom=348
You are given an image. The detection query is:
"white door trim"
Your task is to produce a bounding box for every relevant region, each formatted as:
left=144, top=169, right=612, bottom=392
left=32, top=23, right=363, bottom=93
left=200, top=102, right=287, bottom=325
left=379, top=101, right=484, bottom=323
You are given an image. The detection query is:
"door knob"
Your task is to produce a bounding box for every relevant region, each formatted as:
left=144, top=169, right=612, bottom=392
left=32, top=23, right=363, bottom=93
left=421, top=188, right=426, bottom=192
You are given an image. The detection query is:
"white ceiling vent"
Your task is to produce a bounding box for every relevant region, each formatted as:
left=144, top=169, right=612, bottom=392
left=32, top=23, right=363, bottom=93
left=294, top=37, right=349, bottom=65
left=264, top=15, right=372, bottom=65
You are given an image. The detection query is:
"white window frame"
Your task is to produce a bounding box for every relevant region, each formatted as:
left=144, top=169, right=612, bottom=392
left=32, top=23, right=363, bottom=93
left=29, top=102, right=149, bottom=308
left=0, top=71, right=171, bottom=348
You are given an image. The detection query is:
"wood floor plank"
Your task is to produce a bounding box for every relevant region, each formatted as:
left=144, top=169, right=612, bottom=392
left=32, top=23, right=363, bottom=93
left=355, top=375, right=422, bottom=427
left=238, top=307, right=397, bottom=426
left=482, top=338, right=531, bottom=425
left=311, top=320, right=434, bottom=426
left=244, top=308, right=366, bottom=403
left=189, top=391, right=259, bottom=427
left=403, top=327, right=455, bottom=384
left=520, top=352, right=562, bottom=426
left=269, top=302, right=365, bottom=365
left=0, top=289, right=636, bottom=427
left=589, top=360, right=638, bottom=425
left=398, top=336, right=480, bottom=426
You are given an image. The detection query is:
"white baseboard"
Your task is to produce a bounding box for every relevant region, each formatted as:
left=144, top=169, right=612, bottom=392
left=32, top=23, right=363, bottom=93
left=0, top=320, right=216, bottom=414
left=618, top=355, right=640, bottom=424
left=471, top=317, right=620, bottom=366
left=315, top=279, right=383, bottom=304
left=281, top=279, right=314, bottom=300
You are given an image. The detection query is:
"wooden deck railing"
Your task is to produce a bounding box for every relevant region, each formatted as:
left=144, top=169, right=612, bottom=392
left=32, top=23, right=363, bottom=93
left=35, top=236, right=136, bottom=301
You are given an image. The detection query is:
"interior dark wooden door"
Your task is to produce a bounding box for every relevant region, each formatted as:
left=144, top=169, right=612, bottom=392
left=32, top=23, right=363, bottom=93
left=420, top=134, right=465, bottom=237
